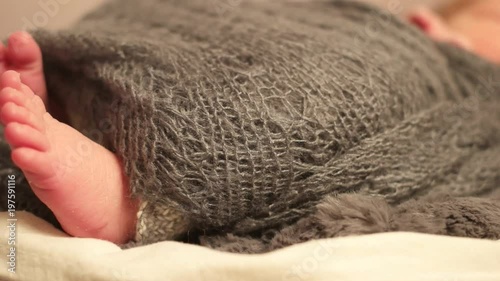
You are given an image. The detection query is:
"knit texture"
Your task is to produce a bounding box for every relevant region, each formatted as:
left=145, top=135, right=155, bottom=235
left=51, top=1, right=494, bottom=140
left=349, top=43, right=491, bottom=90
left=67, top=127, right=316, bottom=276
left=200, top=193, right=500, bottom=253
left=0, top=0, right=499, bottom=252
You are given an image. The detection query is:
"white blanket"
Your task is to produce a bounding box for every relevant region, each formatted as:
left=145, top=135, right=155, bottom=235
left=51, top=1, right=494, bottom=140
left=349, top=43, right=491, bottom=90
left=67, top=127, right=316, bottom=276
left=1, top=212, right=499, bottom=281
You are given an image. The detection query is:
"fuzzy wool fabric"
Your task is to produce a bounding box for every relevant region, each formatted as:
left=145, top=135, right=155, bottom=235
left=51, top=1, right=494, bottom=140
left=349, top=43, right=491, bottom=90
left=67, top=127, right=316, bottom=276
left=200, top=194, right=500, bottom=253
left=1, top=0, right=500, bottom=253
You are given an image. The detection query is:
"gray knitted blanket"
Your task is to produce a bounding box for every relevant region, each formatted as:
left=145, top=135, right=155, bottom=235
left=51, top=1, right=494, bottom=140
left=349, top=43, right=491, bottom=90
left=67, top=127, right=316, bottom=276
left=1, top=0, right=500, bottom=253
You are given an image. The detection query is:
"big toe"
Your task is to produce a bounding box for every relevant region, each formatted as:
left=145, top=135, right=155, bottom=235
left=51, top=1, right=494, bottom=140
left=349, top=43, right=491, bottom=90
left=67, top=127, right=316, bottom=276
left=5, top=33, right=46, bottom=101
left=6, top=31, right=43, bottom=68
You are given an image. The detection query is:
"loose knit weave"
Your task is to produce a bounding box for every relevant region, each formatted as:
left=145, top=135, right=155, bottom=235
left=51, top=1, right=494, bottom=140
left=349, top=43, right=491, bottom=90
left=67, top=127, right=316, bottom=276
left=1, top=0, right=499, bottom=251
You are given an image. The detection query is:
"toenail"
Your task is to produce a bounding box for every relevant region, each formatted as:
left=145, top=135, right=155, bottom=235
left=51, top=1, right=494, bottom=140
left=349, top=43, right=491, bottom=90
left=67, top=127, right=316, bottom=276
left=13, top=72, right=21, bottom=83
left=18, top=31, right=32, bottom=38
left=2, top=87, right=16, bottom=94
left=9, top=32, right=30, bottom=46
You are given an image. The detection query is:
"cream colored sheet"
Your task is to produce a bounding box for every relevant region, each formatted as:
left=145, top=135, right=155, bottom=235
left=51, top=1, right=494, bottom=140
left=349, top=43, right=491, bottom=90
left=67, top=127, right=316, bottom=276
left=0, top=211, right=499, bottom=281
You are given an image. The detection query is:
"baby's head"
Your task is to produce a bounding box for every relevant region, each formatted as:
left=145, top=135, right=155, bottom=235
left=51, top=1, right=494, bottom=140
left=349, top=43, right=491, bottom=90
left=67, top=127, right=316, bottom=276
left=409, top=0, right=500, bottom=63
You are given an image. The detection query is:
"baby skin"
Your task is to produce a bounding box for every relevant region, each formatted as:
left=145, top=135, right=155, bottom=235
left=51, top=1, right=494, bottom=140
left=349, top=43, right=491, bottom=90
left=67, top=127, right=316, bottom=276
left=0, top=32, right=138, bottom=244
left=408, top=0, right=500, bottom=63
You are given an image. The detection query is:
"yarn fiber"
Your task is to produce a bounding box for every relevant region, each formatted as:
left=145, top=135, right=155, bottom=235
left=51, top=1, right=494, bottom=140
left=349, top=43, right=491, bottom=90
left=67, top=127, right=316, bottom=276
left=15, top=0, right=500, bottom=243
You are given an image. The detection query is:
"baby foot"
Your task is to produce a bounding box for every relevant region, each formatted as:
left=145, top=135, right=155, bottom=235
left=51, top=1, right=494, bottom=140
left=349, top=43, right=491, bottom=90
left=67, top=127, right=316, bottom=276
left=0, top=71, right=138, bottom=244
left=0, top=31, right=47, bottom=105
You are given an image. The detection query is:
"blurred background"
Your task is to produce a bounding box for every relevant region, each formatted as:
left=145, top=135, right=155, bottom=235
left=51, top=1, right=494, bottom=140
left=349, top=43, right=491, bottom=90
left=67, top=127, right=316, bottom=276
left=0, top=0, right=106, bottom=38
left=1, top=0, right=453, bottom=39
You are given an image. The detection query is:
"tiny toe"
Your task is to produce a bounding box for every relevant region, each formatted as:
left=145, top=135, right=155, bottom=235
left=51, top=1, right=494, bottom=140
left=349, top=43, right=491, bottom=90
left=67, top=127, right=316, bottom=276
left=25, top=91, right=47, bottom=116
left=21, top=84, right=35, bottom=96
left=4, top=123, right=50, bottom=151
left=11, top=148, right=55, bottom=179
left=0, top=71, right=22, bottom=90
left=0, top=83, right=45, bottom=116
left=1, top=102, right=45, bottom=131
left=0, top=87, right=28, bottom=108
left=6, top=32, right=43, bottom=68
